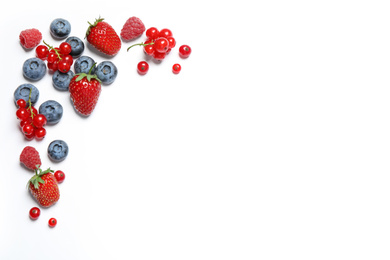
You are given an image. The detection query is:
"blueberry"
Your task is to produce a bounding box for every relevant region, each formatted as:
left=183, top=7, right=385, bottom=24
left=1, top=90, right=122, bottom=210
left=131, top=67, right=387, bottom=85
left=74, top=56, right=96, bottom=74
left=14, top=84, right=39, bottom=106
left=23, top=58, right=46, bottom=81
left=50, top=18, right=71, bottom=39
left=96, top=61, right=118, bottom=84
left=48, top=140, right=69, bottom=162
left=52, top=70, right=74, bottom=91
left=65, top=36, right=84, bottom=57
left=39, top=100, right=63, bottom=125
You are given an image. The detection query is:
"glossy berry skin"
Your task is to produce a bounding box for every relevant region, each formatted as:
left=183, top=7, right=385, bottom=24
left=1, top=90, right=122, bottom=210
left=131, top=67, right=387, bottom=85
left=137, top=61, right=149, bottom=75
left=39, top=100, right=63, bottom=124
left=36, top=45, right=49, bottom=60
left=59, top=42, right=72, bottom=55
left=50, top=18, right=71, bottom=39
left=23, top=58, right=46, bottom=81
left=54, top=170, right=65, bottom=183
left=95, top=61, right=118, bottom=84
left=86, top=17, right=121, bottom=56
left=48, top=218, right=57, bottom=227
left=16, top=108, right=29, bottom=121
left=65, top=36, right=84, bottom=57
left=58, top=60, right=71, bottom=73
left=172, top=63, right=181, bottom=74
left=159, top=28, right=173, bottom=38
left=34, top=128, right=46, bottom=140
left=69, top=72, right=102, bottom=116
left=32, top=114, right=47, bottom=128
left=179, top=45, right=192, bottom=58
left=154, top=37, right=169, bottom=53
left=28, top=170, right=60, bottom=208
left=17, top=99, right=27, bottom=108
left=48, top=140, right=69, bottom=162
left=22, top=124, right=35, bottom=136
left=145, top=27, right=159, bottom=40
left=29, top=207, right=41, bottom=220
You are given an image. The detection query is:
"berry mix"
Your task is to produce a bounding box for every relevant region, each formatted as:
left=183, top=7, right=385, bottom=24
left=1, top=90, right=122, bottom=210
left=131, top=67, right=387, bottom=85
left=17, top=16, right=191, bottom=228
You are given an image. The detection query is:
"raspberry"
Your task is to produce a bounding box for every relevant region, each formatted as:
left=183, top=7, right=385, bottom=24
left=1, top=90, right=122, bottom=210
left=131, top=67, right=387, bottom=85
left=120, top=17, right=145, bottom=41
left=19, top=29, right=42, bottom=49
left=20, top=146, right=41, bottom=171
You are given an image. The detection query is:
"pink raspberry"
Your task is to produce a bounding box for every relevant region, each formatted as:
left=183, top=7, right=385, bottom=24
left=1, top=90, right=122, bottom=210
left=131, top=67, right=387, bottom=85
left=19, top=28, right=42, bottom=49
left=120, top=17, right=145, bottom=41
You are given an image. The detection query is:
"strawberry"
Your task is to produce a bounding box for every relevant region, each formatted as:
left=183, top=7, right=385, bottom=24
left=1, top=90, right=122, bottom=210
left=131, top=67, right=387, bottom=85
left=69, top=64, right=102, bottom=116
left=28, top=168, right=60, bottom=207
left=86, top=17, right=121, bottom=56
left=20, top=146, right=41, bottom=171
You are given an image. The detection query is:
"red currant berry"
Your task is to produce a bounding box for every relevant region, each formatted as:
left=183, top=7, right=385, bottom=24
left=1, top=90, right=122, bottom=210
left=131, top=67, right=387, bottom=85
left=22, top=124, right=35, bottom=136
left=179, top=45, right=192, bottom=58
left=48, top=218, right=57, bottom=228
left=146, top=27, right=159, bottom=40
left=29, top=207, right=41, bottom=220
left=58, top=60, right=71, bottom=73
left=59, top=42, right=72, bottom=55
left=20, top=117, right=32, bottom=128
left=63, top=55, right=73, bottom=66
left=33, top=114, right=47, bottom=128
left=54, top=170, right=65, bottom=183
left=16, top=108, right=29, bottom=121
left=137, top=61, right=149, bottom=75
left=172, top=63, right=182, bottom=74
left=167, top=36, right=176, bottom=49
left=48, top=61, right=59, bottom=71
left=144, top=44, right=155, bottom=56
left=35, top=128, right=46, bottom=140
left=17, top=99, right=27, bottom=108
left=153, top=51, right=166, bottom=61
left=47, top=52, right=57, bottom=63
left=159, top=28, right=173, bottom=38
left=35, top=45, right=49, bottom=60
left=154, top=37, right=169, bottom=53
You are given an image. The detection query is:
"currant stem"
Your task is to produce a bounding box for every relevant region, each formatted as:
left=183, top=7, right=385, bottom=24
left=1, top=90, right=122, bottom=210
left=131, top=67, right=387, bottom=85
left=43, top=40, right=62, bottom=60
left=127, top=41, right=154, bottom=51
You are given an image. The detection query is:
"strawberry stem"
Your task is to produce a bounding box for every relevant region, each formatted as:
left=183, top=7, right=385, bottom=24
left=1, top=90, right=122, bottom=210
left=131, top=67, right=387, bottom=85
left=127, top=41, right=154, bottom=51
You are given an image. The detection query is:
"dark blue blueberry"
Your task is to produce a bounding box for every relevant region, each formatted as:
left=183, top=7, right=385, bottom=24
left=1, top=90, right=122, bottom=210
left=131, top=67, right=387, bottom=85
left=74, top=56, right=96, bottom=74
left=39, top=100, right=63, bottom=125
left=65, top=36, right=84, bottom=57
left=52, top=70, right=74, bottom=91
left=23, top=58, right=46, bottom=81
left=14, top=84, right=39, bottom=107
left=50, top=18, right=71, bottom=39
left=48, top=140, right=69, bottom=162
left=96, top=61, right=118, bottom=84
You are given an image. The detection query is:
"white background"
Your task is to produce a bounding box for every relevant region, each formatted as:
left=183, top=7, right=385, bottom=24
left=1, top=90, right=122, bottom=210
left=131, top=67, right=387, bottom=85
left=1, top=0, right=390, bottom=259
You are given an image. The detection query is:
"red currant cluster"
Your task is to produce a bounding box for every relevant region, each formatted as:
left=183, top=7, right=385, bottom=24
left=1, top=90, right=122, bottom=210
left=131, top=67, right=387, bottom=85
left=128, top=27, right=176, bottom=61
left=16, top=94, right=47, bottom=141
left=35, top=41, right=73, bottom=73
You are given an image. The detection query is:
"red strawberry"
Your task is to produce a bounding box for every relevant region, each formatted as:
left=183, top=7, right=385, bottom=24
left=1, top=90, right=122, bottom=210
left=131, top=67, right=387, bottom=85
left=20, top=146, right=41, bottom=171
left=28, top=168, right=60, bottom=207
left=86, top=17, right=121, bottom=56
left=69, top=65, right=102, bottom=116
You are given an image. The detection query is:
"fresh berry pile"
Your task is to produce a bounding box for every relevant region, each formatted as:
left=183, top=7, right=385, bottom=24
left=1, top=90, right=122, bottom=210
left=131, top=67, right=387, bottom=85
left=16, top=15, right=192, bottom=228
left=35, top=41, right=73, bottom=73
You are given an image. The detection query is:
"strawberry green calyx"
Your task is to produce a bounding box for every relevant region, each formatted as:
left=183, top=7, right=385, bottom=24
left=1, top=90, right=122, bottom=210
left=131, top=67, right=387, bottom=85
left=74, top=63, right=101, bottom=83
left=86, top=17, right=105, bottom=37
left=28, top=168, right=54, bottom=190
